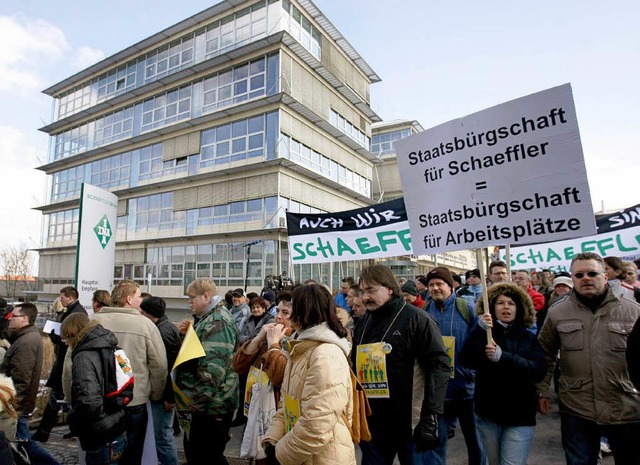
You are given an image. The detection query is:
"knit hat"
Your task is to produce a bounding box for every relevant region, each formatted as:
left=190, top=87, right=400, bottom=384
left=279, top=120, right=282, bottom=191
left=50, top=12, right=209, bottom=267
left=553, top=276, right=573, bottom=289
left=416, top=276, right=428, bottom=287
left=261, top=289, right=276, bottom=303
left=401, top=280, right=418, bottom=296
left=425, top=267, right=454, bottom=289
left=465, top=269, right=481, bottom=280
left=140, top=297, right=166, bottom=318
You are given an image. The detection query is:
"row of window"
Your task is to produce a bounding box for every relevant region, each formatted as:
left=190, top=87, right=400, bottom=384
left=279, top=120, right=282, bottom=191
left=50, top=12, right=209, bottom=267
left=55, top=0, right=324, bottom=122
left=51, top=55, right=279, bottom=162
left=279, top=133, right=371, bottom=197
left=50, top=112, right=279, bottom=202
left=45, top=193, right=322, bottom=245
left=330, top=109, right=370, bottom=149
left=371, top=128, right=413, bottom=155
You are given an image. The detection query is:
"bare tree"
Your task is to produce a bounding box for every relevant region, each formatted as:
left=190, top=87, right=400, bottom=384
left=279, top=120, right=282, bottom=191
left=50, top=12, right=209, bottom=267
left=0, top=245, right=34, bottom=299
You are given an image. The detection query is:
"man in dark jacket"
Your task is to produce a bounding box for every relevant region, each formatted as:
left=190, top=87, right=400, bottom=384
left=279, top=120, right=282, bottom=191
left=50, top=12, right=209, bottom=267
left=353, top=264, right=450, bottom=465
left=33, top=286, right=87, bottom=442
left=140, top=297, right=181, bottom=465
left=0, top=303, right=60, bottom=465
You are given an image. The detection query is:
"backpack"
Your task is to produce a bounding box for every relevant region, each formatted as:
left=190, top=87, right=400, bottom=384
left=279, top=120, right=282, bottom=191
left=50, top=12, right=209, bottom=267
left=425, top=297, right=472, bottom=326
left=102, top=348, right=134, bottom=411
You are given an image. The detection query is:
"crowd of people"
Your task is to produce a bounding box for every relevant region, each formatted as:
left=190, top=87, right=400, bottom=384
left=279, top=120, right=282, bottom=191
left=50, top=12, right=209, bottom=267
left=0, top=251, right=639, bottom=465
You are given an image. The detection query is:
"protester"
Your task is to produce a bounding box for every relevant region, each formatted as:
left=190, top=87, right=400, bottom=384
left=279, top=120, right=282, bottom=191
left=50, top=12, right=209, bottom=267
left=513, top=270, right=545, bottom=312
left=415, top=275, right=430, bottom=300
left=238, top=297, right=274, bottom=345
left=457, top=269, right=483, bottom=306
left=0, top=303, right=61, bottom=465
left=354, top=264, right=449, bottom=464
left=623, top=261, right=640, bottom=289
left=422, top=267, right=485, bottom=465
left=459, top=283, right=547, bottom=465
left=262, top=284, right=355, bottom=465
left=488, top=260, right=509, bottom=285
left=176, top=278, right=239, bottom=465
left=92, top=280, right=168, bottom=465
left=604, top=256, right=635, bottom=300
left=537, top=252, right=640, bottom=464
left=61, top=313, right=127, bottom=465
left=140, top=296, right=181, bottom=465
left=230, top=289, right=251, bottom=333
left=401, top=280, right=426, bottom=309
left=233, top=291, right=294, bottom=407
left=34, top=286, right=88, bottom=443
left=91, top=290, right=111, bottom=314
left=335, top=277, right=354, bottom=312
left=260, top=289, right=277, bottom=317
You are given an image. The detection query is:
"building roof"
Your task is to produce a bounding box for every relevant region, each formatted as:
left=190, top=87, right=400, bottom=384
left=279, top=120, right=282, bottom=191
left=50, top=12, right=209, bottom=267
left=43, top=0, right=380, bottom=97
left=372, top=119, right=424, bottom=133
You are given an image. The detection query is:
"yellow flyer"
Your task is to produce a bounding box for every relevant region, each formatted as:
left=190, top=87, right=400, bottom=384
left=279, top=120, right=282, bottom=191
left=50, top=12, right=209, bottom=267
left=283, top=392, right=301, bottom=432
left=442, top=336, right=455, bottom=378
left=356, top=342, right=390, bottom=398
left=244, top=366, right=270, bottom=416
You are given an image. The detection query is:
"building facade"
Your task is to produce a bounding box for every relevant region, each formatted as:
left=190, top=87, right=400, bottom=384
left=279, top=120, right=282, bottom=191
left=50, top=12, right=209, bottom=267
left=37, top=0, right=383, bottom=305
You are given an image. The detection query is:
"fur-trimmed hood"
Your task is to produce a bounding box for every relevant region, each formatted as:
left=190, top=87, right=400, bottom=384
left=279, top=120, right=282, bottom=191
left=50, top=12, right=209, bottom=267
left=475, top=283, right=536, bottom=328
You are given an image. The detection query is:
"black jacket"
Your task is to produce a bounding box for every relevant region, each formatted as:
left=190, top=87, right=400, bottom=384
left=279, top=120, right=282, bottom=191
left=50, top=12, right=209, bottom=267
left=155, top=316, right=181, bottom=403
left=627, top=316, right=640, bottom=391
left=69, top=324, right=126, bottom=451
left=47, top=300, right=87, bottom=390
left=460, top=320, right=547, bottom=426
left=352, top=296, right=450, bottom=442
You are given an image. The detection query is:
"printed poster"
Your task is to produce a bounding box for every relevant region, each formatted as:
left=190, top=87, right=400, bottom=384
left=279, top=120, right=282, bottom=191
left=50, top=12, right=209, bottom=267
left=284, top=392, right=300, bottom=432
left=356, top=343, right=390, bottom=398
left=244, top=366, right=269, bottom=416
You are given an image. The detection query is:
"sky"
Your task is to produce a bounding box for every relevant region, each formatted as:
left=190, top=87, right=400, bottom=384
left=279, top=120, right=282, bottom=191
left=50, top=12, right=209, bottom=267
left=0, top=0, right=638, bottom=256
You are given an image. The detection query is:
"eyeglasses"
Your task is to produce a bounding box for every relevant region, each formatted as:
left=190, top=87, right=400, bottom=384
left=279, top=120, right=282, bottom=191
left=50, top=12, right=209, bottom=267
left=573, top=271, right=602, bottom=279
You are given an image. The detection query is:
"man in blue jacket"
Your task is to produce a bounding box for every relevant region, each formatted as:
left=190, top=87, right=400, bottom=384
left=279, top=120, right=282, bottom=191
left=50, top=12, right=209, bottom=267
left=421, top=267, right=485, bottom=465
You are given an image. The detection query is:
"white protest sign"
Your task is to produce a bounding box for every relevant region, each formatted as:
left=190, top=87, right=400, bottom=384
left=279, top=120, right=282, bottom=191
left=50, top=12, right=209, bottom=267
left=395, top=83, right=596, bottom=254
left=75, top=184, right=118, bottom=314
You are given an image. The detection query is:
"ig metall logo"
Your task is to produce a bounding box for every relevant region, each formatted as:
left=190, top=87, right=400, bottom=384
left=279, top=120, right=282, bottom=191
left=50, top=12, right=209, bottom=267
left=94, top=215, right=113, bottom=249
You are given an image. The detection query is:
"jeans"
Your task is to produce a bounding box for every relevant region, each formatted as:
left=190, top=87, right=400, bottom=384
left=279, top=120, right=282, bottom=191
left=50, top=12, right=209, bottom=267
left=561, top=412, right=640, bottom=465
left=360, top=437, right=413, bottom=465
left=417, top=399, right=485, bottom=465
left=477, top=417, right=534, bottom=465
left=184, top=412, right=232, bottom=465
left=16, top=416, right=61, bottom=465
left=84, top=433, right=127, bottom=465
left=120, top=404, right=148, bottom=465
left=150, top=401, right=179, bottom=465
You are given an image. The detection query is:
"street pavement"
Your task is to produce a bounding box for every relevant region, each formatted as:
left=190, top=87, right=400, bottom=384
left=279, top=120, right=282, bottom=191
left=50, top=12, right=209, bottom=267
left=40, top=399, right=613, bottom=464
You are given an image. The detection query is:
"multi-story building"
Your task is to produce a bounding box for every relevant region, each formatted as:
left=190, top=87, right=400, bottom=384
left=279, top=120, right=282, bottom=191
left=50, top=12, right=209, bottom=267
left=371, top=120, right=477, bottom=277
left=36, top=0, right=383, bottom=307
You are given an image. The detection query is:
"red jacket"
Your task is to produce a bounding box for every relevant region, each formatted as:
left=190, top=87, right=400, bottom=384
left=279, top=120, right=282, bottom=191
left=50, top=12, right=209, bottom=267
left=527, top=285, right=545, bottom=311
left=413, top=294, right=426, bottom=309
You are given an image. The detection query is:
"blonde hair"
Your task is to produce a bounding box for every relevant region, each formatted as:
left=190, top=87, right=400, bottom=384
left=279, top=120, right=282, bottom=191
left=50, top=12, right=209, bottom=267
left=0, top=375, right=17, bottom=419
left=186, top=278, right=217, bottom=297
left=111, top=280, right=139, bottom=307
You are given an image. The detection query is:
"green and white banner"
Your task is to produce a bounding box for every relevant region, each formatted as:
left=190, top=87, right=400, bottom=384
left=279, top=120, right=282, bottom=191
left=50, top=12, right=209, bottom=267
left=75, top=183, right=118, bottom=314
left=499, top=203, right=640, bottom=273
left=286, top=198, right=412, bottom=264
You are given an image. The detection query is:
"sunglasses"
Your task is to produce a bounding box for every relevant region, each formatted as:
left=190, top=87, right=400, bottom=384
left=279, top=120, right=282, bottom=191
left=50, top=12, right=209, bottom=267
left=573, top=271, right=602, bottom=279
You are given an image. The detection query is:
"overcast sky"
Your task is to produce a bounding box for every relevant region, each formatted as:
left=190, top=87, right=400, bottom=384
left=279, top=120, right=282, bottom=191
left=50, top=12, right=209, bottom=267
left=0, top=0, right=638, bottom=253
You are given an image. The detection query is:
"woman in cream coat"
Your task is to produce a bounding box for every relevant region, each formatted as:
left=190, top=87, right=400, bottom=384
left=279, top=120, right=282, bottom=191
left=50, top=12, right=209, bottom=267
left=263, top=284, right=355, bottom=465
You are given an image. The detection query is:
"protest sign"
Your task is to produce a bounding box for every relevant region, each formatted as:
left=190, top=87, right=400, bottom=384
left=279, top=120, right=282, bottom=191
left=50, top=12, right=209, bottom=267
left=395, top=83, right=596, bottom=254
left=500, top=203, right=640, bottom=272
left=286, top=198, right=412, bottom=264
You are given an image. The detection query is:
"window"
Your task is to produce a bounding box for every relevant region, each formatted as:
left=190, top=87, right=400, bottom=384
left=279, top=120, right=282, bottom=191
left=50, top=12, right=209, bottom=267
left=371, top=128, right=413, bottom=155
left=283, top=1, right=321, bottom=60
left=51, top=165, right=85, bottom=201
left=330, top=110, right=370, bottom=149
left=46, top=208, right=79, bottom=243
left=202, top=57, right=267, bottom=114
left=200, top=114, right=267, bottom=167
left=141, top=86, right=192, bottom=132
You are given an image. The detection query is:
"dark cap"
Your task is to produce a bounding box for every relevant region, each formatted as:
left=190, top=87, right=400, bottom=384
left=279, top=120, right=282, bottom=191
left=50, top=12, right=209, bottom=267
left=426, top=267, right=454, bottom=289
left=140, top=297, right=166, bottom=318
left=401, top=280, right=418, bottom=296
left=232, top=288, right=245, bottom=297
left=261, top=289, right=276, bottom=303
left=465, top=269, right=481, bottom=280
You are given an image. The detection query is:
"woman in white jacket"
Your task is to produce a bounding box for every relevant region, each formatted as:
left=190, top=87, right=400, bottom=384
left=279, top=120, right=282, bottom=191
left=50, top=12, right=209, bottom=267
left=263, top=283, right=355, bottom=465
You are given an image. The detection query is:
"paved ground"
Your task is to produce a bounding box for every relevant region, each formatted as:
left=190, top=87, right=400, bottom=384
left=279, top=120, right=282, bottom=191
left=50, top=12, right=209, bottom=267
left=39, top=399, right=613, bottom=464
